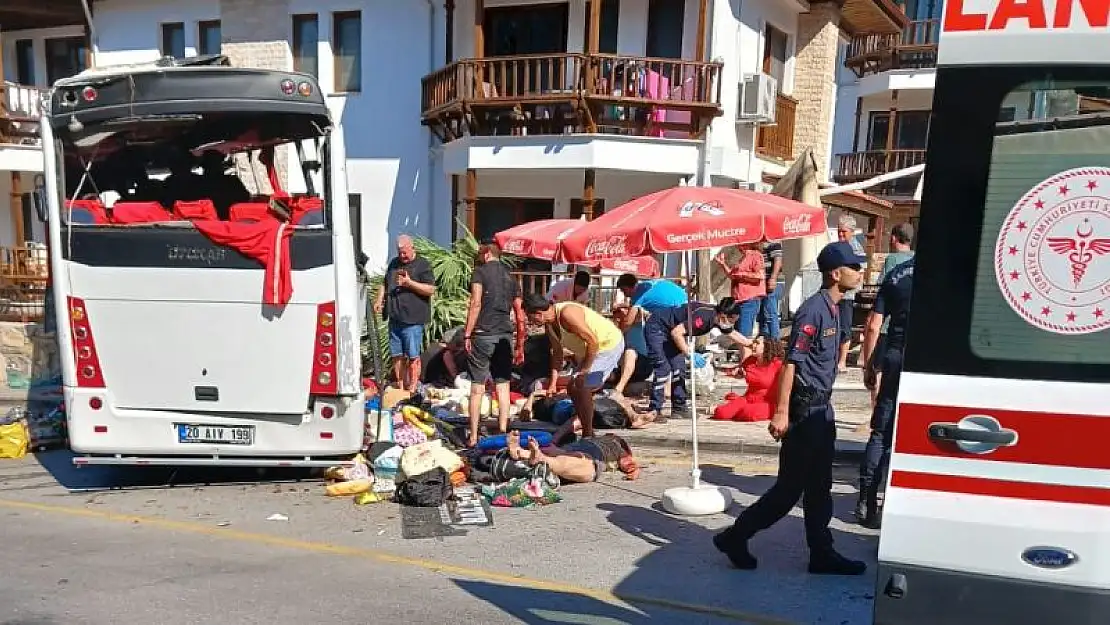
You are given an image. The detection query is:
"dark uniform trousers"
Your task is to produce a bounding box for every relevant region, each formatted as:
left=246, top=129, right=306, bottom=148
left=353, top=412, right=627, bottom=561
left=644, top=319, right=687, bottom=414
left=726, top=398, right=837, bottom=553
left=859, top=343, right=903, bottom=502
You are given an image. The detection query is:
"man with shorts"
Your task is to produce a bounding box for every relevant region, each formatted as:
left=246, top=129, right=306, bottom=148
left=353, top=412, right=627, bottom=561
left=464, top=241, right=525, bottom=447
left=523, top=293, right=625, bottom=440
left=375, top=235, right=436, bottom=391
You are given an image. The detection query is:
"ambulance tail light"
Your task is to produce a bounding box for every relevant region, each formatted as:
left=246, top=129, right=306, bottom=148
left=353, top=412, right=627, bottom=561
left=68, top=297, right=106, bottom=388
left=310, top=302, right=338, bottom=395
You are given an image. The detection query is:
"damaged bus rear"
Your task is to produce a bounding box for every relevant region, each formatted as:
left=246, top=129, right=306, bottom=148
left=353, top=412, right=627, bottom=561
left=41, top=57, right=364, bottom=466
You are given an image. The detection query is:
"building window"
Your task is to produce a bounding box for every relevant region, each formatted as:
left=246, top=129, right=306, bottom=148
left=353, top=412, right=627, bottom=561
left=45, top=37, right=87, bottom=85
left=583, top=0, right=619, bottom=53
left=292, top=14, right=319, bottom=77
left=646, top=0, right=685, bottom=60
left=161, top=22, right=186, bottom=58
left=762, top=24, right=789, bottom=92
left=867, top=110, right=932, bottom=151
left=15, top=40, right=35, bottom=85
left=998, top=106, right=1017, bottom=122
left=198, top=20, right=221, bottom=56
left=333, top=11, right=362, bottom=92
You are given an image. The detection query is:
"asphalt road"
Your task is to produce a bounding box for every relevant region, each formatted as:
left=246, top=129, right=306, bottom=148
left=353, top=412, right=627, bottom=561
left=0, top=449, right=879, bottom=625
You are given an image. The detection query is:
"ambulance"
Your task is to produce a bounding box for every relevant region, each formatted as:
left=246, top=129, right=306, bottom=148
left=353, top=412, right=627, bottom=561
left=874, top=1, right=1110, bottom=622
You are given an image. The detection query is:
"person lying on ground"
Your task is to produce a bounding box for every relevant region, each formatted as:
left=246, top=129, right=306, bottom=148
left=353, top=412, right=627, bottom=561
left=609, top=304, right=654, bottom=398
left=548, top=391, right=653, bottom=444
left=422, top=328, right=468, bottom=387
left=506, top=430, right=640, bottom=483
left=524, top=293, right=625, bottom=440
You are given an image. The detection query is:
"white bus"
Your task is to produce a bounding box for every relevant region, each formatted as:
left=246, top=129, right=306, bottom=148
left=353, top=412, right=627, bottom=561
left=875, top=4, right=1110, bottom=623
left=38, top=56, right=364, bottom=467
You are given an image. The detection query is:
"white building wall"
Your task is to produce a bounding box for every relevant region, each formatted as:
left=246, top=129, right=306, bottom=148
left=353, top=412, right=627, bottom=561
left=94, top=0, right=220, bottom=66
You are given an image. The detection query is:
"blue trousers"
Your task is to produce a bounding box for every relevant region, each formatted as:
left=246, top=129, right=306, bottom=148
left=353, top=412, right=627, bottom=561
left=759, top=283, right=783, bottom=339
left=725, top=402, right=836, bottom=553
left=859, top=344, right=903, bottom=500
left=645, top=320, right=687, bottom=414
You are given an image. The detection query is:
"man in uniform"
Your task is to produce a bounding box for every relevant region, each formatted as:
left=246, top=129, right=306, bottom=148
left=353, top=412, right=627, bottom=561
left=644, top=297, right=752, bottom=421
left=857, top=255, right=915, bottom=528
left=712, top=241, right=868, bottom=576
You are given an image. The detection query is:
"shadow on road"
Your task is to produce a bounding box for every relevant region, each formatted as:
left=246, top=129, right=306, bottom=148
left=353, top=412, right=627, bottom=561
left=27, top=449, right=319, bottom=492
left=590, top=466, right=879, bottom=625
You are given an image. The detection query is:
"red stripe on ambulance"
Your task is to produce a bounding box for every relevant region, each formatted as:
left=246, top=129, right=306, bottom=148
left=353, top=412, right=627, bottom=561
left=890, top=470, right=1110, bottom=507
left=895, top=403, right=1110, bottom=470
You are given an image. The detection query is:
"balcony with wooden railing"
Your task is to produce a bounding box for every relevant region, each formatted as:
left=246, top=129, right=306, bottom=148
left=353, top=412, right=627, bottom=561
left=421, top=53, right=723, bottom=142
left=832, top=148, right=928, bottom=196
left=1, top=82, right=47, bottom=147
left=755, top=93, right=797, bottom=161
left=0, top=244, right=48, bottom=321
left=844, top=19, right=941, bottom=77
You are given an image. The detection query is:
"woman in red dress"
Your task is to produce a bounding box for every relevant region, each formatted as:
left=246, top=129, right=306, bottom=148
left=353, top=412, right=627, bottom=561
left=711, top=336, right=785, bottom=422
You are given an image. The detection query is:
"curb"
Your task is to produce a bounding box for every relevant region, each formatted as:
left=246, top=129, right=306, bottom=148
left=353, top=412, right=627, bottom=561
left=624, top=431, right=865, bottom=462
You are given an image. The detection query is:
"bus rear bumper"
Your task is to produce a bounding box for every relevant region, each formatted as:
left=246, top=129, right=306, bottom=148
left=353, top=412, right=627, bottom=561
left=874, top=562, right=1110, bottom=625
left=66, top=388, right=364, bottom=459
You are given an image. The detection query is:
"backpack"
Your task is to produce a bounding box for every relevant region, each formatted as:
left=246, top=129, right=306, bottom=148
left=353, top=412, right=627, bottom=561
left=395, top=467, right=453, bottom=507
left=592, top=397, right=629, bottom=429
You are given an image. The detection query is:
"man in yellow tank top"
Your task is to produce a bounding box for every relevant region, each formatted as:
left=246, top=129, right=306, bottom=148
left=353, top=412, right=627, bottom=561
left=523, top=293, right=625, bottom=440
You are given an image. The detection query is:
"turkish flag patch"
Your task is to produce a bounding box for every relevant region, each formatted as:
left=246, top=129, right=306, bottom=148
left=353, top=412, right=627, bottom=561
left=801, top=324, right=817, bottom=336
left=694, top=317, right=704, bottom=329
left=794, top=337, right=810, bottom=352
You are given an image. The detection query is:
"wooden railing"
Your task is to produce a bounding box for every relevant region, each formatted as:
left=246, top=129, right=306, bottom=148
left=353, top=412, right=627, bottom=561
left=832, top=149, right=927, bottom=195
left=755, top=93, right=798, bottom=161
left=0, top=245, right=48, bottom=321
left=844, top=19, right=941, bottom=76
left=0, top=82, right=47, bottom=146
left=422, top=52, right=723, bottom=140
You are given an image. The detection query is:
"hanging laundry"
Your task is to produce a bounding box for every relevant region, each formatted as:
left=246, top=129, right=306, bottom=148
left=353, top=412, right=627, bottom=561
left=193, top=217, right=294, bottom=306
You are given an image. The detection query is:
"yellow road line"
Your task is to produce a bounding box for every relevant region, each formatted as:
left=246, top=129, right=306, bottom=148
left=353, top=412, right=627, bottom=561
left=0, top=497, right=794, bottom=625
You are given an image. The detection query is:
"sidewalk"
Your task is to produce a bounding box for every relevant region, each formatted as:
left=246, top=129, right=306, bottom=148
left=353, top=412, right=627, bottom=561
left=616, top=368, right=872, bottom=461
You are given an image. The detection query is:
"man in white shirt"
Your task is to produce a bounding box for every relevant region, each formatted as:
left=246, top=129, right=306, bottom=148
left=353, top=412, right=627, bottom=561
left=547, top=270, right=591, bottom=304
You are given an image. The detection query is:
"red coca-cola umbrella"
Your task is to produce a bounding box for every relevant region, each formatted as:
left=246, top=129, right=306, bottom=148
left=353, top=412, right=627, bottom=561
left=552, top=185, right=827, bottom=517
left=494, top=219, right=660, bottom=277
left=557, top=186, right=825, bottom=263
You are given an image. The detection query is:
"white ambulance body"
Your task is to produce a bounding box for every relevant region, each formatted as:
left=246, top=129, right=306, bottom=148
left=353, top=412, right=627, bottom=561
left=874, top=2, right=1110, bottom=623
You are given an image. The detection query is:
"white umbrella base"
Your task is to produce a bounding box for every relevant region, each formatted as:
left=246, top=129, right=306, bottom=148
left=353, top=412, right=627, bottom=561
left=661, top=485, right=733, bottom=516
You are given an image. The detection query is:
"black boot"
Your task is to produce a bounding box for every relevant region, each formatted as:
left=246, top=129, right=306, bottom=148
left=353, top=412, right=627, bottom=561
left=856, top=487, right=880, bottom=528
left=808, top=550, right=867, bottom=576
left=713, top=530, right=758, bottom=570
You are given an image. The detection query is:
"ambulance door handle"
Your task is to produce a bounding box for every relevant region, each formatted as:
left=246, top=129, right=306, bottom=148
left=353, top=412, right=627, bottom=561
left=928, top=415, right=1018, bottom=453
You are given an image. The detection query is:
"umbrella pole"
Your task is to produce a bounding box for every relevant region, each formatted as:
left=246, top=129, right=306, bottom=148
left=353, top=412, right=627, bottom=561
left=687, top=248, right=701, bottom=490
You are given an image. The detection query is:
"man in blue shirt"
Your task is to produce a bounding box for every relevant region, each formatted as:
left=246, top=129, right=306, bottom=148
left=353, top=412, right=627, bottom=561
left=857, top=256, right=915, bottom=528
left=713, top=241, right=868, bottom=576
left=617, top=274, right=689, bottom=312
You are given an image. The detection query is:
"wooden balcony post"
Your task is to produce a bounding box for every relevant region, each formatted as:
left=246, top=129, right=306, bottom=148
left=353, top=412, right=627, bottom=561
left=445, top=0, right=455, bottom=63
left=9, top=173, right=23, bottom=245
left=465, top=169, right=478, bottom=236
left=695, top=0, right=709, bottom=62
left=588, top=0, right=601, bottom=54
left=473, top=0, right=484, bottom=87
left=884, top=89, right=899, bottom=171
left=582, top=168, right=596, bottom=221
left=852, top=96, right=862, bottom=152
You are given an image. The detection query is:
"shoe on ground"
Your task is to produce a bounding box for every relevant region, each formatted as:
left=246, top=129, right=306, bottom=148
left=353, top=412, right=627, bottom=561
left=713, top=530, right=757, bottom=570
left=670, top=407, right=692, bottom=420
left=808, top=550, right=867, bottom=575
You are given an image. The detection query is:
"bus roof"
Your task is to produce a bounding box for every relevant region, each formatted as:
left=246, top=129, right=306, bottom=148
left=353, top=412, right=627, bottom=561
left=49, top=55, right=328, bottom=127
left=939, top=0, right=1110, bottom=66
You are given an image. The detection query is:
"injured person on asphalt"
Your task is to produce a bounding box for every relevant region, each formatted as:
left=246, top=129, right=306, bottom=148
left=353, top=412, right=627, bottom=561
left=505, top=430, right=640, bottom=484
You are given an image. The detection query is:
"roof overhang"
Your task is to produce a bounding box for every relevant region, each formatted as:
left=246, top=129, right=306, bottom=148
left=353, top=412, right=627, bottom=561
left=0, top=0, right=85, bottom=32
left=835, top=0, right=908, bottom=36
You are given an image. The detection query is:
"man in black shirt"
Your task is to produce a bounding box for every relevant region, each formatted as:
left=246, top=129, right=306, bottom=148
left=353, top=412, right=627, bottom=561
left=858, top=256, right=914, bottom=528
left=375, top=235, right=436, bottom=391
left=464, top=241, right=525, bottom=446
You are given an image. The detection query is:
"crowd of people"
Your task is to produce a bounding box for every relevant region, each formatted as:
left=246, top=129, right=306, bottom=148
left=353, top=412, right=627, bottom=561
left=374, top=222, right=917, bottom=575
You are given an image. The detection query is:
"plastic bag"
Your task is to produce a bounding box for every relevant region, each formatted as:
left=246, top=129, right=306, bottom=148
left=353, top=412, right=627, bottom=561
left=692, top=354, right=716, bottom=395
left=0, top=422, right=29, bottom=459
left=480, top=476, right=561, bottom=508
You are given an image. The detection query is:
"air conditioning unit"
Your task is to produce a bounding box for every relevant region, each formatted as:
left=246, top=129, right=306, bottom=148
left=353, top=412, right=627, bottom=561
left=737, top=73, right=777, bottom=124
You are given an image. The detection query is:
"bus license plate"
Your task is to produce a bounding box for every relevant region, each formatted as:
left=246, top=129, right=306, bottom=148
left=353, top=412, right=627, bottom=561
left=177, top=424, right=254, bottom=445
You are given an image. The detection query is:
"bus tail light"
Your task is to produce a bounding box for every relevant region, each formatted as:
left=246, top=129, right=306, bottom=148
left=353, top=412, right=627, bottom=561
left=68, top=297, right=105, bottom=388
left=310, top=302, right=338, bottom=395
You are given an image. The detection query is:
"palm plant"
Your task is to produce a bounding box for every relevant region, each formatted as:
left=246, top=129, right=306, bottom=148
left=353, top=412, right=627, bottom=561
left=362, top=230, right=518, bottom=377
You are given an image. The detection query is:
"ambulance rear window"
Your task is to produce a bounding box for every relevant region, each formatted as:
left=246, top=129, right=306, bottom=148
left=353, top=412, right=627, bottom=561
left=969, top=79, right=1110, bottom=365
